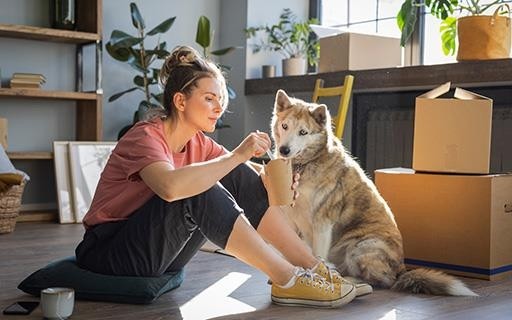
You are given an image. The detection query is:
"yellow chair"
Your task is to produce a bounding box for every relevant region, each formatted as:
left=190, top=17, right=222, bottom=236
left=312, top=75, right=354, bottom=140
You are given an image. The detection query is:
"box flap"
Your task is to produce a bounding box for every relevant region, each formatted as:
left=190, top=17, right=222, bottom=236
left=454, top=87, right=492, bottom=101
left=418, top=82, right=451, bottom=99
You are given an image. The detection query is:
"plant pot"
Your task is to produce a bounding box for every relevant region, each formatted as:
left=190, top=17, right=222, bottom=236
left=457, top=7, right=511, bottom=61
left=282, top=57, right=307, bottom=76
left=262, top=65, right=276, bottom=78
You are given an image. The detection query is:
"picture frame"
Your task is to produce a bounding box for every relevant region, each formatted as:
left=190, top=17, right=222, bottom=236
left=68, top=141, right=116, bottom=223
left=53, top=141, right=75, bottom=223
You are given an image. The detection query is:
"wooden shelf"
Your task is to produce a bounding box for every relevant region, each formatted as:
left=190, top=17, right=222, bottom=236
left=0, top=88, right=98, bottom=101
left=0, top=24, right=100, bottom=44
left=7, top=151, right=53, bottom=160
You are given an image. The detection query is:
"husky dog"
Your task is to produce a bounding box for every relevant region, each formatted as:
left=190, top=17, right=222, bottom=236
left=271, top=89, right=476, bottom=296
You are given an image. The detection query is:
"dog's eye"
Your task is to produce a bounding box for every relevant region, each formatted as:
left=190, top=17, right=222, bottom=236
left=299, top=129, right=308, bottom=136
left=282, top=123, right=288, bottom=130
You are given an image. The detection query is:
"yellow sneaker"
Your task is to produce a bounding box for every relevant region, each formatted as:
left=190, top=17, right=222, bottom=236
left=271, top=267, right=356, bottom=308
left=313, top=260, right=373, bottom=297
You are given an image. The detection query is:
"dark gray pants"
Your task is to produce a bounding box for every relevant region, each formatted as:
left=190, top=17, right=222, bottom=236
left=75, top=163, right=268, bottom=277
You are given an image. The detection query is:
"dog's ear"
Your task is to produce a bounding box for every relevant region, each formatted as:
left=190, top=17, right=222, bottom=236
left=310, top=104, right=328, bottom=126
left=275, top=89, right=292, bottom=112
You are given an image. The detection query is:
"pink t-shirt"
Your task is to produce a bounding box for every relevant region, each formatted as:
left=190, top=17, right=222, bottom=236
left=82, top=118, right=227, bottom=228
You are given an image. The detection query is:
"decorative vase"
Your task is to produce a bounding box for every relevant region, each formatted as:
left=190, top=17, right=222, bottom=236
left=282, top=57, right=307, bottom=76
left=50, top=0, right=76, bottom=30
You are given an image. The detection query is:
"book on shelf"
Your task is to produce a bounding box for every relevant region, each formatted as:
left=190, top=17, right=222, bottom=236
left=12, top=73, right=47, bottom=84
left=9, top=73, right=46, bottom=89
left=10, top=81, right=41, bottom=89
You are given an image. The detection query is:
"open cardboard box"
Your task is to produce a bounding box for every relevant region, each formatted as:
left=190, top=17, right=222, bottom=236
left=413, top=82, right=493, bottom=174
left=375, top=168, right=512, bottom=280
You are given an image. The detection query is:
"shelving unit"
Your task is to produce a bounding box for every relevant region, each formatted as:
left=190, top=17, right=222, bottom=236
left=0, top=0, right=103, bottom=221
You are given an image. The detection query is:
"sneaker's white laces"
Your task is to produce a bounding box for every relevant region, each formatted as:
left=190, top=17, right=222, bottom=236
left=317, top=258, right=350, bottom=285
left=295, top=267, right=335, bottom=291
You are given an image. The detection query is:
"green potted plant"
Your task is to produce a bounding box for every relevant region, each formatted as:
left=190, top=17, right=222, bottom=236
left=246, top=8, right=319, bottom=76
left=106, top=3, right=175, bottom=138
left=397, top=0, right=511, bottom=60
left=106, top=3, right=237, bottom=138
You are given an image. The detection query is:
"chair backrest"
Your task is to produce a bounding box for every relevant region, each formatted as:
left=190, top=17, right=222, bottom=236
left=312, top=75, right=354, bottom=140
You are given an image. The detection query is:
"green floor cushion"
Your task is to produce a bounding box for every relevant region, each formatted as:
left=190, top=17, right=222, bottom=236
left=18, top=256, right=184, bottom=304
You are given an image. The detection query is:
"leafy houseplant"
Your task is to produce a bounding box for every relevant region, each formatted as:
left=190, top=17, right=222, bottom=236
left=106, top=2, right=175, bottom=130
left=106, top=3, right=237, bottom=138
left=397, top=0, right=511, bottom=56
left=245, top=8, right=319, bottom=75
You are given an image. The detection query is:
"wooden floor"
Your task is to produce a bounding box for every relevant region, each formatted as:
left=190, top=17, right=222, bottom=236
left=1, top=222, right=512, bottom=320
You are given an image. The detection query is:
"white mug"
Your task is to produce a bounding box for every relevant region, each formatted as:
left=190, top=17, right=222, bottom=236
left=40, top=287, right=74, bottom=319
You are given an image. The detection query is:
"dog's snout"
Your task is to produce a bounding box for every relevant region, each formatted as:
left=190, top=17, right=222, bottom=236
left=279, top=146, right=290, bottom=156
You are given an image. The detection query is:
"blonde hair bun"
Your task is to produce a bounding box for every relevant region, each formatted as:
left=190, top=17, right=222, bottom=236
left=160, top=46, right=203, bottom=87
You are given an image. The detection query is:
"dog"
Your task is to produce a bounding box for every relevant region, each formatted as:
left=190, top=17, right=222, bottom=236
left=271, top=89, right=476, bottom=296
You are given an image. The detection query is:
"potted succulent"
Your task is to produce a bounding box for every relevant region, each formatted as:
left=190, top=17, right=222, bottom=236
left=397, top=0, right=511, bottom=60
left=106, top=3, right=237, bottom=139
left=246, top=8, right=319, bottom=76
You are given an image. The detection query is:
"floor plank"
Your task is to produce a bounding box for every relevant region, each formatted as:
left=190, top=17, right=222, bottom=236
left=1, top=222, right=511, bottom=320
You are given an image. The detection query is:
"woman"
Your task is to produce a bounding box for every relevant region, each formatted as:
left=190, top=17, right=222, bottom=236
left=75, top=46, right=357, bottom=308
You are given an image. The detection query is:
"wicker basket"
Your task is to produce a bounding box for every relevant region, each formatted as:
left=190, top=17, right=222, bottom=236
left=0, top=180, right=26, bottom=234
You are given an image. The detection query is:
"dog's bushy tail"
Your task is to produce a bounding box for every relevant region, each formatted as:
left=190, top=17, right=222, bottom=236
left=392, top=268, right=477, bottom=296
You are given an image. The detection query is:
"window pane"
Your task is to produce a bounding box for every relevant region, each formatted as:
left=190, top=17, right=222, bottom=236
left=378, top=0, right=402, bottom=19
left=349, top=0, right=377, bottom=24
left=321, top=0, right=348, bottom=26
left=422, top=14, right=456, bottom=65
left=377, top=18, right=401, bottom=37
left=348, top=22, right=377, bottom=34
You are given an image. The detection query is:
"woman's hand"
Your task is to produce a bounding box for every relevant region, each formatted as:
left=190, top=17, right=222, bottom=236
left=260, top=166, right=301, bottom=207
left=232, top=131, right=271, bottom=163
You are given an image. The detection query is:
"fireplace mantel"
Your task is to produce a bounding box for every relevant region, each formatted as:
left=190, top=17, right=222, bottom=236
left=245, top=59, right=512, bottom=95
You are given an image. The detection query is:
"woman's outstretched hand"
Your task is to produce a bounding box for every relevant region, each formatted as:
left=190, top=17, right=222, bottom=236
left=233, top=131, right=271, bottom=163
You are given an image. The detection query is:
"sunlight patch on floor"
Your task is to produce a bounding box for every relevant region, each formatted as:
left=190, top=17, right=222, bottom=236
left=378, top=309, right=397, bottom=320
left=180, top=272, right=256, bottom=320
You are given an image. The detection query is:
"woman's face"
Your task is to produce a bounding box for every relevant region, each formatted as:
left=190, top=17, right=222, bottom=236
left=181, top=77, right=224, bottom=133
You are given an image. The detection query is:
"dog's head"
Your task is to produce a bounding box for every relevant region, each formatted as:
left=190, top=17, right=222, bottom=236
left=271, top=89, right=332, bottom=162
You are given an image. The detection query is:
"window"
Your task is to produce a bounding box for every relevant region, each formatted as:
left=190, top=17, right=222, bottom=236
left=320, top=0, right=402, bottom=37
left=319, top=0, right=457, bottom=65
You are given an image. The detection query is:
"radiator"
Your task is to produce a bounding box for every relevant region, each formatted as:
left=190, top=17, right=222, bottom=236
left=365, top=108, right=512, bottom=177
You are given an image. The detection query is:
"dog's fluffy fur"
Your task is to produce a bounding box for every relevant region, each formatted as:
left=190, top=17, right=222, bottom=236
left=271, top=89, right=476, bottom=296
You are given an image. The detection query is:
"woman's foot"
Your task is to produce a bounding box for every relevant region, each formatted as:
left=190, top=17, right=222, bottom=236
left=271, top=267, right=356, bottom=308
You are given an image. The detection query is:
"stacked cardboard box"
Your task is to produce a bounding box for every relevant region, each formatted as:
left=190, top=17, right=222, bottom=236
left=318, top=32, right=401, bottom=72
left=9, top=73, right=46, bottom=89
left=375, top=82, right=512, bottom=280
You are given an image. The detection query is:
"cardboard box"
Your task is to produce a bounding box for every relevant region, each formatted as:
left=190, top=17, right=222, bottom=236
left=0, top=118, right=7, bottom=149
left=318, top=32, right=401, bottom=72
left=375, top=168, right=512, bottom=280
left=413, top=82, right=493, bottom=174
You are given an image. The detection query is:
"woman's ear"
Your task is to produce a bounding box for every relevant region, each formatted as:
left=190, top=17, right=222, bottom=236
left=173, top=92, right=186, bottom=112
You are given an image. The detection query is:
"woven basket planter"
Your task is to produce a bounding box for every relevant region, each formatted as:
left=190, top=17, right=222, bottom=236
left=0, top=180, right=26, bottom=234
